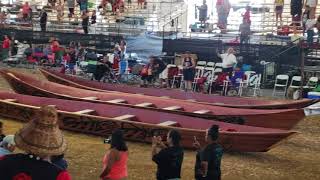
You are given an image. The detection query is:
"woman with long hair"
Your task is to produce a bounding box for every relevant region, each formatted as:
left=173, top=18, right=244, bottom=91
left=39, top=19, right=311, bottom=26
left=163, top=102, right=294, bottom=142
left=182, top=52, right=196, bottom=91
left=100, top=129, right=128, bottom=180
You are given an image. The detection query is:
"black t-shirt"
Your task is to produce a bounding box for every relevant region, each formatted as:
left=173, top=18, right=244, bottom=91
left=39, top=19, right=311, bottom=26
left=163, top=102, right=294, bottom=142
left=40, top=11, right=47, bottom=24
left=82, top=16, right=89, bottom=26
left=152, top=146, right=184, bottom=180
left=0, top=153, right=64, bottom=180
left=194, top=143, right=223, bottom=180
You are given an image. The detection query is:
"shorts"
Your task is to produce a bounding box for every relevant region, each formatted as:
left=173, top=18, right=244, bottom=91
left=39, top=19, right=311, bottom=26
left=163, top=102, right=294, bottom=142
left=275, top=6, right=283, bottom=14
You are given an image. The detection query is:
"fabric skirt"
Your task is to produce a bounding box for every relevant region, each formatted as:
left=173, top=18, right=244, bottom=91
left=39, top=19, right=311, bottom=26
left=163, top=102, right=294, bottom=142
left=183, top=68, right=195, bottom=81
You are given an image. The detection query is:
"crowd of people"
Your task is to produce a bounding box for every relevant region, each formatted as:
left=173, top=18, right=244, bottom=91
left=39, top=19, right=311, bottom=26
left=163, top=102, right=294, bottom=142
left=0, top=106, right=223, bottom=180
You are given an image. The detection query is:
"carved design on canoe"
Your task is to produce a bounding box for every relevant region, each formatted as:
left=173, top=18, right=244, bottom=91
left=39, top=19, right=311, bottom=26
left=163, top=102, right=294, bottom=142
left=0, top=102, right=35, bottom=122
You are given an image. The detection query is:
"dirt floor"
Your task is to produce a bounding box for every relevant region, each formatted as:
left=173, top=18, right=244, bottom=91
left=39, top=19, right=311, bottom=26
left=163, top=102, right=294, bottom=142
left=0, top=67, right=320, bottom=180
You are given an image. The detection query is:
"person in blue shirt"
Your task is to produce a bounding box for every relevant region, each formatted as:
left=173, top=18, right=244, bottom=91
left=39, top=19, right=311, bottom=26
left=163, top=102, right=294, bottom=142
left=0, top=135, right=16, bottom=156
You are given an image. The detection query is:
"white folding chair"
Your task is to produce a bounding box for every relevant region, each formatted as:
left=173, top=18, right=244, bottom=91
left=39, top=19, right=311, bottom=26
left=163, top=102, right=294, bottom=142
left=171, top=65, right=184, bottom=89
left=192, top=66, right=205, bottom=91
left=251, top=74, right=262, bottom=97
left=206, top=62, right=215, bottom=68
left=289, top=76, right=302, bottom=89
left=238, top=71, right=256, bottom=96
left=197, top=61, right=207, bottom=67
left=208, top=68, right=223, bottom=94
left=272, top=74, right=289, bottom=97
left=304, top=77, right=318, bottom=89
left=215, top=63, right=223, bottom=68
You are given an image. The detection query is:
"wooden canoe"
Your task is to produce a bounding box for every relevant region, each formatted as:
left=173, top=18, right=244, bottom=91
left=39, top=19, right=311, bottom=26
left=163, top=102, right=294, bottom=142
left=0, top=70, right=305, bottom=130
left=39, top=68, right=318, bottom=109
left=0, top=91, right=296, bottom=152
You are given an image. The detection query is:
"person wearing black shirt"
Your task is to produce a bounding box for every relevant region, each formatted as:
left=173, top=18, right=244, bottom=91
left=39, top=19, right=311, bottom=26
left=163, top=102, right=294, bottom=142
left=39, top=8, right=48, bottom=32
left=0, top=121, right=5, bottom=142
left=152, top=130, right=184, bottom=180
left=82, top=10, right=89, bottom=34
left=91, top=10, right=97, bottom=25
left=194, top=125, right=223, bottom=180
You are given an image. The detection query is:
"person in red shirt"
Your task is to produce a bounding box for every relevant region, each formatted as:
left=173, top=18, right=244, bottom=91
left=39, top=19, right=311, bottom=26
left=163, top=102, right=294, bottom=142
left=22, top=2, right=31, bottom=21
left=242, top=5, right=251, bottom=25
left=1, top=35, right=10, bottom=61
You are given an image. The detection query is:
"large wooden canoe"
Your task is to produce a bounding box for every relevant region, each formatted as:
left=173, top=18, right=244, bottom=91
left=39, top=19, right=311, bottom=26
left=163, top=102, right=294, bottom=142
left=0, top=70, right=305, bottom=130
left=0, top=91, right=296, bottom=152
left=39, top=68, right=318, bottom=109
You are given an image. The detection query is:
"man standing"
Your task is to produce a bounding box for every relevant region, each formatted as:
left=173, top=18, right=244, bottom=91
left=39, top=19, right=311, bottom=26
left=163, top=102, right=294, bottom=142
left=217, top=47, right=237, bottom=76
left=291, top=0, right=303, bottom=26
left=198, top=0, right=208, bottom=26
left=194, top=125, right=223, bottom=180
left=239, top=19, right=251, bottom=44
left=39, top=8, right=47, bottom=32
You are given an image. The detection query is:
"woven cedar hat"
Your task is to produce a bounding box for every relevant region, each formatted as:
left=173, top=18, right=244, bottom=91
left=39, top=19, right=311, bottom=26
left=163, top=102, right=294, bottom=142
left=14, top=106, right=67, bottom=156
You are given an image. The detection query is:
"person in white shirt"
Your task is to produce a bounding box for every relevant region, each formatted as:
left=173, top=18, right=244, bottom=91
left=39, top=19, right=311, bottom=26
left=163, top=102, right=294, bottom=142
left=217, top=47, right=237, bottom=76
left=306, top=16, right=316, bottom=44
left=305, top=0, right=318, bottom=17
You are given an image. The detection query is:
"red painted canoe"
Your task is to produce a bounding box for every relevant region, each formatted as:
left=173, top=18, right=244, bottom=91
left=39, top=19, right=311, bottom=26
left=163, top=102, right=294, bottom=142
left=0, top=91, right=296, bottom=152
left=0, top=70, right=305, bottom=130
left=39, top=68, right=318, bottom=109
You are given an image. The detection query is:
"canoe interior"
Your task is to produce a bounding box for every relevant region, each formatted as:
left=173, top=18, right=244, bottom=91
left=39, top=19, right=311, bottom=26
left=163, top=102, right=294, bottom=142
left=40, top=68, right=318, bottom=109
left=0, top=70, right=305, bottom=130
left=0, top=91, right=296, bottom=152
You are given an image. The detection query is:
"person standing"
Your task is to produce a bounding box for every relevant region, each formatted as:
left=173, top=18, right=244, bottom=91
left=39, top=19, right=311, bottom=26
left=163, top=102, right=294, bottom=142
left=100, top=129, right=128, bottom=180
left=275, top=0, right=284, bottom=27
left=198, top=0, right=208, bottom=26
left=56, top=2, right=64, bottom=23
left=91, top=10, right=97, bottom=25
left=182, top=52, right=196, bottom=91
left=305, top=0, right=318, bottom=18
left=81, top=10, right=89, bottom=34
left=0, top=106, right=71, bottom=180
left=303, top=5, right=311, bottom=33
left=67, top=0, right=75, bottom=18
left=40, top=8, right=48, bottom=32
left=239, top=19, right=251, bottom=44
left=152, top=130, right=184, bottom=180
left=22, top=2, right=30, bottom=21
left=217, top=47, right=237, bottom=77
left=216, top=0, right=231, bottom=33
left=291, top=0, right=303, bottom=26
left=306, top=15, right=316, bottom=45
left=194, top=125, right=223, bottom=180
left=1, top=35, right=10, bottom=61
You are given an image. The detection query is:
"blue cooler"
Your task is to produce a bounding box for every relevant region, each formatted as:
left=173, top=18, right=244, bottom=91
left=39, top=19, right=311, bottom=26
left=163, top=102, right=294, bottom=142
left=308, top=92, right=320, bottom=99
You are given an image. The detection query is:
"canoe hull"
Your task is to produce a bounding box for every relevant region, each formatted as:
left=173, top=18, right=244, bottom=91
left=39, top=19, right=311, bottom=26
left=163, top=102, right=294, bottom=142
left=0, top=70, right=305, bottom=130
left=39, top=68, right=318, bottom=109
left=0, top=92, right=296, bottom=152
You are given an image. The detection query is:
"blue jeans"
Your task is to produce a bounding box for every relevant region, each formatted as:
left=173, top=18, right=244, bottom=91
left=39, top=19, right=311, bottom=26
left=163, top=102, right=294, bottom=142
left=307, top=30, right=314, bottom=44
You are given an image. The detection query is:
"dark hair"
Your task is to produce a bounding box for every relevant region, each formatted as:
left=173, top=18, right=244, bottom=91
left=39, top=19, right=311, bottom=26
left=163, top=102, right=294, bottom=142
left=168, top=130, right=181, bottom=146
left=110, top=129, right=128, bottom=151
left=208, top=125, right=219, bottom=141
left=0, top=121, right=2, bottom=128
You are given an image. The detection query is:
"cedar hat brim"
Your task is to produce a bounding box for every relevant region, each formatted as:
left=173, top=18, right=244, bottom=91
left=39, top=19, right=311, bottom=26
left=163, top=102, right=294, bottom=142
left=14, top=106, right=67, bottom=156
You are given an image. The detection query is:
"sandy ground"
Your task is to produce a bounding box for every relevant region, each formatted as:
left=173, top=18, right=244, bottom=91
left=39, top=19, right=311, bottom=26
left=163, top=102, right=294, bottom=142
left=0, top=67, right=320, bottom=180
